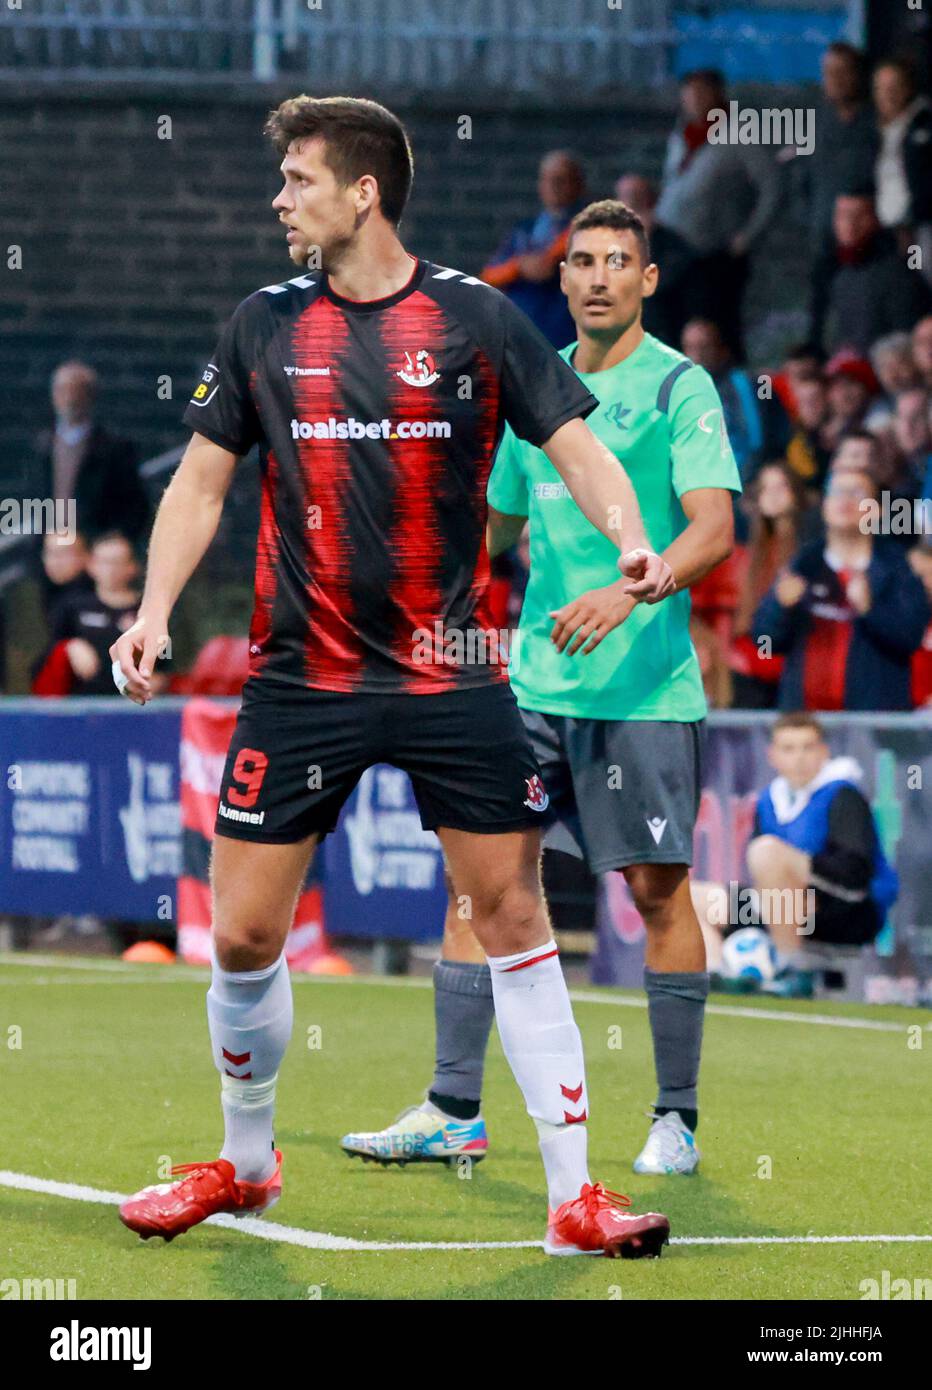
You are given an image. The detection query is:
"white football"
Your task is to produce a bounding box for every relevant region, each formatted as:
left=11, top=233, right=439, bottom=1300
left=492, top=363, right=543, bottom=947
left=721, top=926, right=778, bottom=983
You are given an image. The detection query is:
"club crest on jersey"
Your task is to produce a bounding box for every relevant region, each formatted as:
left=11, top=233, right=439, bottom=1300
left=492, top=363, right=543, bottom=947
left=524, top=775, right=550, bottom=813
left=397, top=349, right=440, bottom=388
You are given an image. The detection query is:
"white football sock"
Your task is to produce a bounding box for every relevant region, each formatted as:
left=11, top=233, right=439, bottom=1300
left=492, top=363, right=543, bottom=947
left=535, top=1121, right=591, bottom=1211
left=487, top=940, right=590, bottom=1209
left=207, top=950, right=293, bottom=1183
left=220, top=1074, right=279, bottom=1184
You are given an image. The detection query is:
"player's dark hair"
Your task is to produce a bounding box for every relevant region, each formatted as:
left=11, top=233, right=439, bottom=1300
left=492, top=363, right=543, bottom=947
left=771, top=712, right=826, bottom=742
left=567, top=199, right=651, bottom=267
left=264, top=96, right=414, bottom=226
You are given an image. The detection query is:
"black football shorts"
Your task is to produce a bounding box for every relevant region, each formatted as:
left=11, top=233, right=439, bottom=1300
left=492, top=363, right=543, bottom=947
left=213, top=676, right=551, bottom=843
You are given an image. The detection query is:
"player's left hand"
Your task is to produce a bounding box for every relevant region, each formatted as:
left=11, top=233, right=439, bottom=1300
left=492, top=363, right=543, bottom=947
left=618, top=548, right=676, bottom=604
left=549, top=581, right=636, bottom=655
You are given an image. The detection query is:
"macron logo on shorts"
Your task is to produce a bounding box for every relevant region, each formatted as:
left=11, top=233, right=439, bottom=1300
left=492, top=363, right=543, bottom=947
left=646, top=816, right=667, bottom=845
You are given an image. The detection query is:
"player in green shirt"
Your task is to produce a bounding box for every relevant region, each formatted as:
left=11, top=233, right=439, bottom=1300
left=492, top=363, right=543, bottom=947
left=342, top=198, right=740, bottom=1176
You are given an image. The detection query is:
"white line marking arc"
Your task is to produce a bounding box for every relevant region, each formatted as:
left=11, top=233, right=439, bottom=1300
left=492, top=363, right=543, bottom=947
left=1, top=1171, right=929, bottom=1253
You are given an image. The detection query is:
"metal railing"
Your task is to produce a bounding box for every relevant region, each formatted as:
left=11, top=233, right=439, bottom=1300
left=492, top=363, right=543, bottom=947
left=0, top=0, right=678, bottom=89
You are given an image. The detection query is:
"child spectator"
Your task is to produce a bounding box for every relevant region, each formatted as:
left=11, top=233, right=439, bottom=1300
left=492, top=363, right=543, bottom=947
left=745, top=714, right=897, bottom=992
left=47, top=530, right=142, bottom=696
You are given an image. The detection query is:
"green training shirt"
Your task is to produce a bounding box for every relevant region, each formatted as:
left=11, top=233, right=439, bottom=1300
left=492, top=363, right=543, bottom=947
left=487, top=333, right=741, bottom=720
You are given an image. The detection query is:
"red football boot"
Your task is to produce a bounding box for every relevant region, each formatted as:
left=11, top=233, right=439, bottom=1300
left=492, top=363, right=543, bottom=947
left=119, top=1151, right=282, bottom=1241
left=544, top=1182, right=670, bottom=1258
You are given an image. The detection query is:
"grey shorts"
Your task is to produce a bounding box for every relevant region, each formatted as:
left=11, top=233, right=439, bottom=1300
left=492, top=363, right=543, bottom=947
left=519, top=710, right=705, bottom=874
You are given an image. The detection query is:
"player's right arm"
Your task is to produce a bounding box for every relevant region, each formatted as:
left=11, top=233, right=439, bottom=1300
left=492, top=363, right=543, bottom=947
left=109, top=433, right=238, bottom=704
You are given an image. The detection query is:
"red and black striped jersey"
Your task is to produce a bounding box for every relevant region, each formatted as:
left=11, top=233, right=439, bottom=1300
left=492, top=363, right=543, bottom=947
left=183, top=255, right=597, bottom=694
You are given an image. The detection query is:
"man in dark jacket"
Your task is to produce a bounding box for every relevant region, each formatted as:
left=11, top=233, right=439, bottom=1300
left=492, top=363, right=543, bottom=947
left=809, top=192, right=932, bottom=354
left=30, top=361, right=150, bottom=546
left=754, top=467, right=930, bottom=710
left=873, top=57, right=932, bottom=281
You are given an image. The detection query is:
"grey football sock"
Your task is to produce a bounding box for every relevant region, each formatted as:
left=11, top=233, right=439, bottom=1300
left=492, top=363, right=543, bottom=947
left=644, top=968, right=710, bottom=1118
left=428, top=960, right=495, bottom=1108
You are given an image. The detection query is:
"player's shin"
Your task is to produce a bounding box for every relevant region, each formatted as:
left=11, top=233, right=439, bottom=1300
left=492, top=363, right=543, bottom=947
left=428, top=959, right=495, bottom=1118
left=206, top=950, right=293, bottom=1183
left=487, top=942, right=590, bottom=1208
left=644, top=967, right=709, bottom=1130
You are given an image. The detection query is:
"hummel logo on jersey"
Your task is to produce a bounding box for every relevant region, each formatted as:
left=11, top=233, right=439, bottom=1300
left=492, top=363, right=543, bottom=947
left=397, top=349, right=440, bottom=388
left=646, top=816, right=668, bottom=845
left=524, top=775, right=550, bottom=812
left=283, top=365, right=330, bottom=377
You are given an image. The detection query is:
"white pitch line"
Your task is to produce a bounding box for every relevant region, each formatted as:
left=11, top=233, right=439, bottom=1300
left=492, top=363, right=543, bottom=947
left=1, top=1171, right=930, bottom=1253
left=2, top=955, right=928, bottom=1033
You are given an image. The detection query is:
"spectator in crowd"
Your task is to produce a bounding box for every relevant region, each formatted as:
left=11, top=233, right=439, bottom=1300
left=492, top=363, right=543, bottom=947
left=754, top=467, right=930, bottom=711
left=864, top=330, right=920, bottom=429
left=613, top=172, right=696, bottom=348
left=810, top=191, right=932, bottom=354
left=654, top=68, right=781, bottom=361
left=730, top=461, right=816, bottom=708
left=803, top=43, right=879, bottom=253
left=908, top=539, right=932, bottom=705
left=822, top=349, right=878, bottom=453
left=30, top=361, right=150, bottom=547
left=481, top=149, right=586, bottom=347
left=47, top=530, right=142, bottom=696
left=827, top=428, right=885, bottom=484
left=771, top=342, right=827, bottom=422
left=692, top=713, right=897, bottom=992
left=872, top=57, right=932, bottom=278
left=878, top=387, right=932, bottom=505
left=37, top=531, right=92, bottom=623
left=784, top=371, right=832, bottom=488
left=743, top=714, right=896, bottom=993
left=681, top=317, right=789, bottom=483
left=912, top=314, right=932, bottom=390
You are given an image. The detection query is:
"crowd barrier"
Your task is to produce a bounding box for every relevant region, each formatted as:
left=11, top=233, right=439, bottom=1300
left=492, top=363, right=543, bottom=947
left=1, top=699, right=930, bottom=985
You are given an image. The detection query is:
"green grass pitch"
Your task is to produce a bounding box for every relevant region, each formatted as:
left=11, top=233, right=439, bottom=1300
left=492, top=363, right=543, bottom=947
left=0, top=955, right=929, bottom=1301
